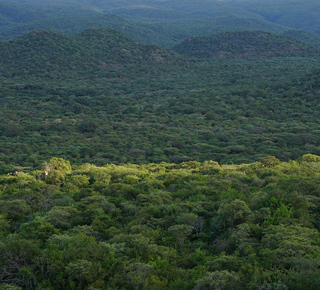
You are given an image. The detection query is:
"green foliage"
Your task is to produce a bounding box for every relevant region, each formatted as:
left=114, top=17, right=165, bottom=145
left=0, top=236, right=41, bottom=288
left=168, top=224, right=194, bottom=250
left=0, top=214, right=11, bottom=237
left=193, top=270, right=242, bottom=290
left=44, top=157, right=72, bottom=174
left=45, top=170, right=66, bottom=186
left=0, top=200, right=32, bottom=221
left=1, top=27, right=320, bottom=168
left=260, top=156, right=281, bottom=168
left=66, top=259, right=100, bottom=287
left=260, top=225, right=320, bottom=268
left=298, top=154, right=320, bottom=163
left=68, top=174, right=90, bottom=188
left=218, top=199, right=251, bottom=227
left=20, top=217, right=58, bottom=241
left=0, top=157, right=320, bottom=288
left=1, top=7, right=320, bottom=286
left=45, top=206, right=78, bottom=229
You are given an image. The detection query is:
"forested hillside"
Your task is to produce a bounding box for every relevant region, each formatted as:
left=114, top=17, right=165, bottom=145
left=0, top=28, right=177, bottom=78
left=2, top=1, right=320, bottom=289
left=173, top=31, right=317, bottom=58
left=1, top=28, right=320, bottom=172
left=282, top=30, right=320, bottom=46
left=1, top=156, right=320, bottom=289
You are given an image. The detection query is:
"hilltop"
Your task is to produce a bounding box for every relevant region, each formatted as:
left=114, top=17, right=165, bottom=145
left=0, top=28, right=178, bottom=78
left=173, top=31, right=317, bottom=58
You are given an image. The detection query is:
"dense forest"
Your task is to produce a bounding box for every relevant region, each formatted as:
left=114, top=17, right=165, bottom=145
left=173, top=31, right=318, bottom=58
left=2, top=0, right=320, bottom=289
left=1, top=155, right=320, bottom=289
left=1, top=28, right=320, bottom=172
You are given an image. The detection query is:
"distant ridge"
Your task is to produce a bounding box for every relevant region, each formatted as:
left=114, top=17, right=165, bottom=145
left=173, top=31, right=317, bottom=58
left=228, top=0, right=320, bottom=34
left=2, top=1, right=313, bottom=48
left=0, top=1, right=174, bottom=46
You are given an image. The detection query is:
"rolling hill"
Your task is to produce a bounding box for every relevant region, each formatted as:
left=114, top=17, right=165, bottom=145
left=2, top=2, right=320, bottom=290
left=173, top=31, right=317, bottom=58
left=1, top=28, right=320, bottom=168
left=0, top=28, right=178, bottom=78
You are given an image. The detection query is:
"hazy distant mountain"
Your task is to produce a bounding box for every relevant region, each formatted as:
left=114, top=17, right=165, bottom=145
left=0, top=1, right=292, bottom=47
left=1, top=0, right=320, bottom=47
left=228, top=0, right=320, bottom=34
left=0, top=1, right=181, bottom=45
